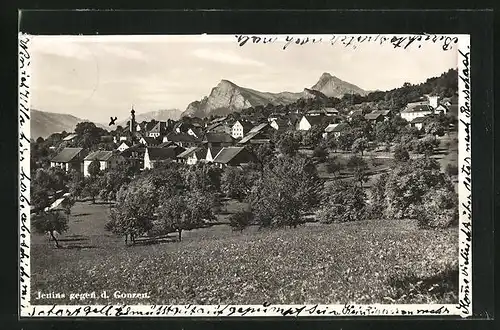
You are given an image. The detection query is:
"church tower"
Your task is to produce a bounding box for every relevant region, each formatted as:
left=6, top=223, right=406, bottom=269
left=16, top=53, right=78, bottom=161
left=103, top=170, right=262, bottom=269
left=130, top=106, right=136, bottom=134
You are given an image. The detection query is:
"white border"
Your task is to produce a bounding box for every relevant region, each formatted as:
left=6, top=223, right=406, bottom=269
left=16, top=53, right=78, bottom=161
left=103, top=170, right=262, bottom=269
left=19, top=33, right=472, bottom=318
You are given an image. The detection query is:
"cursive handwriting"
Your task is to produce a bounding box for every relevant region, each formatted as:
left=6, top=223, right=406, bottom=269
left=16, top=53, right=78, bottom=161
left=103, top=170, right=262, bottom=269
left=19, top=33, right=31, bottom=313
left=235, top=34, right=459, bottom=51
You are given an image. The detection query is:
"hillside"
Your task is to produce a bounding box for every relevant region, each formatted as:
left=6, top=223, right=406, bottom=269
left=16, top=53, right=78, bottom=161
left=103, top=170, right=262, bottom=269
left=116, top=109, right=182, bottom=126
left=31, top=109, right=107, bottom=139
left=182, top=73, right=366, bottom=118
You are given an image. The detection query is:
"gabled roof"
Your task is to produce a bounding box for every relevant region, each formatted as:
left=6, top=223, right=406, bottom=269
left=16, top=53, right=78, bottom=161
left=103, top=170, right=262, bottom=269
left=349, top=110, right=364, bottom=117
left=233, top=120, right=253, bottom=131
left=364, top=112, right=384, bottom=120
left=157, top=141, right=175, bottom=148
left=238, top=131, right=261, bottom=144
left=177, top=147, right=199, bottom=159
left=402, top=103, right=433, bottom=113
left=85, top=150, right=116, bottom=161
left=370, top=109, right=391, bottom=116
left=324, top=107, right=339, bottom=114
left=411, top=117, right=429, bottom=124
left=325, top=122, right=349, bottom=133
left=302, top=115, right=325, bottom=126
left=146, top=147, right=177, bottom=161
left=207, top=146, right=223, bottom=159
left=165, top=133, right=199, bottom=143
left=212, top=147, right=247, bottom=164
left=150, top=121, right=168, bottom=133
left=51, top=148, right=84, bottom=163
left=203, top=132, right=234, bottom=143
left=210, top=116, right=227, bottom=124
left=140, top=136, right=161, bottom=145
left=271, top=118, right=289, bottom=128
left=249, top=123, right=269, bottom=133
left=118, top=141, right=132, bottom=147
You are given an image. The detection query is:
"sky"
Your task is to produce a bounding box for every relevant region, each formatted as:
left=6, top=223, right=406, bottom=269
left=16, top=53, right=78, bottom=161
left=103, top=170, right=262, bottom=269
left=29, top=35, right=458, bottom=124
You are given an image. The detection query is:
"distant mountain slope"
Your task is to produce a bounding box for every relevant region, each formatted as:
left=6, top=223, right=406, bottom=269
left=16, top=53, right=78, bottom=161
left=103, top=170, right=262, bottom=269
left=182, top=73, right=367, bottom=118
left=31, top=109, right=107, bottom=139
left=116, top=109, right=182, bottom=126
left=310, top=72, right=367, bottom=98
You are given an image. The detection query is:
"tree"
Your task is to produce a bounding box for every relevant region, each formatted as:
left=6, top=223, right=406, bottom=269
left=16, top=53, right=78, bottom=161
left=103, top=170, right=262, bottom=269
left=88, top=160, right=101, bottom=177
left=416, top=188, right=458, bottom=229
left=346, top=155, right=369, bottom=187
left=276, top=130, right=302, bottom=156
left=372, top=157, right=456, bottom=220
left=326, top=135, right=338, bottom=152
left=246, top=143, right=275, bottom=171
left=221, top=167, right=255, bottom=201
left=157, top=191, right=216, bottom=241
left=248, top=155, right=321, bottom=228
left=425, top=118, right=446, bottom=138
left=312, top=145, right=328, bottom=163
left=317, top=179, right=366, bottom=223
left=351, top=137, right=369, bottom=155
left=326, top=156, right=343, bottom=177
left=302, top=124, right=325, bottom=148
left=32, top=211, right=69, bottom=248
left=183, top=163, right=222, bottom=193
left=413, top=137, right=439, bottom=156
left=82, top=176, right=100, bottom=203
left=393, top=144, right=410, bottom=163
left=229, top=210, right=253, bottom=231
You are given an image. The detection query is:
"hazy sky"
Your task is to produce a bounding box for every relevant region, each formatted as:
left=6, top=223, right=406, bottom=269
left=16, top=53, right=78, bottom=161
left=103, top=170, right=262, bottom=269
left=30, top=35, right=458, bottom=123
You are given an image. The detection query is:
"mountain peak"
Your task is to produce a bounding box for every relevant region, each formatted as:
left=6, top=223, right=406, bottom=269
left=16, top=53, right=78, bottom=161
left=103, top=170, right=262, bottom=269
left=320, top=72, right=334, bottom=79
left=311, top=73, right=367, bottom=98
left=217, top=79, right=238, bottom=88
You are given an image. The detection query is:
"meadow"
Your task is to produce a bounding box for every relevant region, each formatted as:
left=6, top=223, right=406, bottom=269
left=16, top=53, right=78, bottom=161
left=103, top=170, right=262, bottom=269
left=31, top=201, right=458, bottom=306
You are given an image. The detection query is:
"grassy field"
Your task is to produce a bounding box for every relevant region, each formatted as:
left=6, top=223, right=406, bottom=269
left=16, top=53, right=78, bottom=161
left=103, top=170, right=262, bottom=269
left=31, top=201, right=458, bottom=306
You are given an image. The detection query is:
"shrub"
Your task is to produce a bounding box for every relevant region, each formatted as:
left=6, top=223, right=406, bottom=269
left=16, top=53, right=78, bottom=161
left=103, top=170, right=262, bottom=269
left=312, top=146, right=328, bottom=163
left=326, top=156, right=342, bottom=176
left=229, top=211, right=253, bottom=231
left=416, top=188, right=459, bottom=229
left=393, top=144, right=410, bottom=163
left=318, top=179, right=366, bottom=223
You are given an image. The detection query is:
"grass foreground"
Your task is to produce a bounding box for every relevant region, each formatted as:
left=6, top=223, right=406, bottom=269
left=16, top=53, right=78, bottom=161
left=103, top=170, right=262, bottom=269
left=31, top=202, right=458, bottom=306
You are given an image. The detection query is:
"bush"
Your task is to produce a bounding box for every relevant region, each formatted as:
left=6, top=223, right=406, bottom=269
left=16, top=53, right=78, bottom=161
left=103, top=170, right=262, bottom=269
left=317, top=179, right=366, bottom=223
left=393, top=144, right=410, bottom=163
left=416, top=188, right=458, bottom=229
left=312, top=146, right=328, bottom=163
left=229, top=211, right=253, bottom=231
left=445, top=164, right=458, bottom=176
left=326, top=156, right=343, bottom=176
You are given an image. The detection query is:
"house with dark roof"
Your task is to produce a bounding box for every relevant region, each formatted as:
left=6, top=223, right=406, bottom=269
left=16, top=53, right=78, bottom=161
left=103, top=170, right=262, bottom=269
left=120, top=144, right=146, bottom=169
left=306, top=108, right=339, bottom=117
left=139, top=136, right=161, bottom=147
left=50, top=147, right=87, bottom=173
left=177, top=147, right=207, bottom=165
left=364, top=112, right=384, bottom=123
left=400, top=102, right=434, bottom=122
left=205, top=146, right=223, bottom=162
left=163, top=133, right=200, bottom=148
left=212, top=147, right=256, bottom=168
left=231, top=120, right=254, bottom=139
left=206, top=122, right=232, bottom=135
left=148, top=121, right=169, bottom=138
left=62, top=133, right=78, bottom=142
left=297, top=115, right=326, bottom=131
left=270, top=118, right=289, bottom=131
left=144, top=147, right=178, bottom=170
left=202, top=132, right=235, bottom=148
left=410, top=117, right=429, bottom=130
left=323, top=122, right=350, bottom=138
left=83, top=150, right=125, bottom=176
left=117, top=140, right=132, bottom=152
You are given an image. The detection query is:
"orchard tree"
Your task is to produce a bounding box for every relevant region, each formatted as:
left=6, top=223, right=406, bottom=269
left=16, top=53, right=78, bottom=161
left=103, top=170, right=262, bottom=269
left=32, top=211, right=69, bottom=248
left=157, top=191, right=216, bottom=242
left=393, top=144, right=410, bottom=163
left=416, top=187, right=458, bottom=229
left=346, top=155, right=369, bottom=187
left=351, top=137, right=369, bottom=156
left=317, top=179, right=366, bottom=223
left=424, top=118, right=446, bottom=138
left=302, top=124, right=325, bottom=148
left=413, top=137, right=439, bottom=156
left=183, top=163, right=222, bottom=193
left=276, top=130, right=302, bottom=157
left=221, top=167, right=256, bottom=201
left=248, top=155, right=321, bottom=228
left=326, top=156, right=343, bottom=177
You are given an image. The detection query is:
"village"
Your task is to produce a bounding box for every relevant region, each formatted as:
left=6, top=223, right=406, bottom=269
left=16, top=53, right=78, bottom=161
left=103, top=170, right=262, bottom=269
left=30, top=68, right=460, bottom=306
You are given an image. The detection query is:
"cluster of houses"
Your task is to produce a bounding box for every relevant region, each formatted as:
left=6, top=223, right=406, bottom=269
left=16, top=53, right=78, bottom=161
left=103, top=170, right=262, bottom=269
left=49, top=94, right=458, bottom=176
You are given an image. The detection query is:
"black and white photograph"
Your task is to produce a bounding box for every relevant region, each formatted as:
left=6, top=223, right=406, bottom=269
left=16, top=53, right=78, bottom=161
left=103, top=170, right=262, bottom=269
left=19, top=33, right=472, bottom=317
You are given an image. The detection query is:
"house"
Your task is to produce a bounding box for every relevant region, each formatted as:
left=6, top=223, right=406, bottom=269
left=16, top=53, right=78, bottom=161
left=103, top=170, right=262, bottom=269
left=117, top=141, right=132, bottom=152
left=212, top=147, right=256, bottom=169
left=148, top=121, right=169, bottom=138
left=139, top=136, right=161, bottom=147
left=364, top=112, right=385, bottom=123
left=205, top=146, right=223, bottom=162
left=202, top=132, right=235, bottom=148
left=163, top=133, right=200, bottom=148
left=83, top=151, right=125, bottom=177
left=400, top=103, right=434, bottom=122
left=270, top=118, right=289, bottom=131
left=177, top=147, right=207, bottom=165
left=267, top=112, right=284, bottom=122
left=434, top=104, right=449, bottom=115
left=206, top=122, right=232, bottom=135
left=297, top=115, right=326, bottom=131
left=120, top=145, right=146, bottom=169
left=307, top=108, right=339, bottom=117
left=50, top=147, right=86, bottom=173
left=231, top=120, right=253, bottom=139
left=323, top=122, right=349, bottom=139
left=410, top=117, right=428, bottom=130
left=143, top=147, right=177, bottom=170
left=324, top=107, right=339, bottom=116
left=249, top=122, right=270, bottom=134
left=187, top=127, right=203, bottom=139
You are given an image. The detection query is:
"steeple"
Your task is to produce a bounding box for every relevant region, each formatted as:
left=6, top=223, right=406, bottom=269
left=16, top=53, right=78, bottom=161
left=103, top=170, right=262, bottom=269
left=129, top=105, right=137, bottom=141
